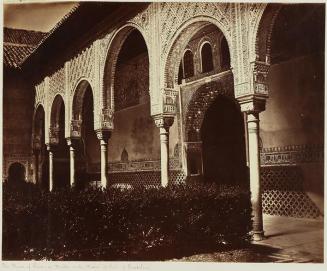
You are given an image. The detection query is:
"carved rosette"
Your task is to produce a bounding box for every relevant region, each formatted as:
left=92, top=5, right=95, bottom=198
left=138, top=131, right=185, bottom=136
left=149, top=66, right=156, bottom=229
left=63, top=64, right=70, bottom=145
left=162, top=88, right=178, bottom=116
left=70, top=119, right=82, bottom=138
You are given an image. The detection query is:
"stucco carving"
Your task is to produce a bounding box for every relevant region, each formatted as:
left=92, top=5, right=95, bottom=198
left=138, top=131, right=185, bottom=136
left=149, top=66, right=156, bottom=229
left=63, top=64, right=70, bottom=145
left=160, top=2, right=232, bottom=58
left=48, top=66, right=65, bottom=101
left=68, top=45, right=95, bottom=95
left=35, top=81, right=46, bottom=110
left=184, top=72, right=234, bottom=142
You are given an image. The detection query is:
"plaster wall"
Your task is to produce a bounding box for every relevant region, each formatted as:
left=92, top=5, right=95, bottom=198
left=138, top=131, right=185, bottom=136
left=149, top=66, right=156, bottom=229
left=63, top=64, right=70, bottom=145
left=261, top=53, right=324, bottom=147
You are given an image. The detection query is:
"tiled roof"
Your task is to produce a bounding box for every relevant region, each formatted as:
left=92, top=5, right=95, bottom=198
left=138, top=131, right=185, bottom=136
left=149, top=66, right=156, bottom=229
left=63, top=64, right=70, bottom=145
left=23, top=3, right=81, bottom=64
left=3, top=28, right=47, bottom=69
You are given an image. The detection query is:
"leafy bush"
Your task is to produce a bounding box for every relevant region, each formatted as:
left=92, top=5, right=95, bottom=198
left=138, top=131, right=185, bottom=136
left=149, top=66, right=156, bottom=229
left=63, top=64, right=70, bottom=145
left=2, top=182, right=252, bottom=260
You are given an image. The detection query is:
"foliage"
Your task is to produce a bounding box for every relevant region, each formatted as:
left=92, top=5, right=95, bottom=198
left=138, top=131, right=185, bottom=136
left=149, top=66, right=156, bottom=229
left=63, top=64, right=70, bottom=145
left=2, top=181, right=252, bottom=260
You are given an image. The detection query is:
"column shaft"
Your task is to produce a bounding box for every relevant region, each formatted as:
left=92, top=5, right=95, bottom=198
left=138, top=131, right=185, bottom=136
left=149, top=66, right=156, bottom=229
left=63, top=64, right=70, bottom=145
left=160, top=127, right=169, bottom=187
left=100, top=139, right=108, bottom=188
left=48, top=149, right=54, bottom=192
left=69, top=145, right=76, bottom=188
left=247, top=112, right=264, bottom=241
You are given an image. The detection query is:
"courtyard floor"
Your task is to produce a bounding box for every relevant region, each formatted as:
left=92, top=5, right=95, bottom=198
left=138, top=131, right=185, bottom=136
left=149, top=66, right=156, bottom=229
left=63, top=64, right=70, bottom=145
left=253, top=214, right=324, bottom=263
left=172, top=214, right=324, bottom=263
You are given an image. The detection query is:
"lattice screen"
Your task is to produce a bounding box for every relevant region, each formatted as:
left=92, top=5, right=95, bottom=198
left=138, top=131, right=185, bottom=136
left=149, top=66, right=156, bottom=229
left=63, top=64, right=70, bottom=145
left=261, top=166, right=321, bottom=218
left=105, top=170, right=186, bottom=187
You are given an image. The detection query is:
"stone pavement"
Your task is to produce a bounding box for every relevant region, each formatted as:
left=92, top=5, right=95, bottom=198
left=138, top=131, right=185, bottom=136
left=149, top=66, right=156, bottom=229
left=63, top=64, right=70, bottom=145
left=253, top=214, right=324, bottom=263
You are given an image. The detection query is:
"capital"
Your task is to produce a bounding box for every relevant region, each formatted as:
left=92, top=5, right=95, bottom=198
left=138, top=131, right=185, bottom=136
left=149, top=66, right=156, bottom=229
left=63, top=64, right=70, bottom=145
left=46, top=143, right=55, bottom=152
left=153, top=115, right=174, bottom=130
left=66, top=137, right=79, bottom=148
left=237, top=96, right=266, bottom=114
left=95, top=129, right=111, bottom=142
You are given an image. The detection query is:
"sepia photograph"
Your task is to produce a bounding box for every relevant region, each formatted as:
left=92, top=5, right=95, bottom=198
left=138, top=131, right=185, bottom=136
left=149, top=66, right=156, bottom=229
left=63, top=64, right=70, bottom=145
left=1, top=0, right=325, bottom=267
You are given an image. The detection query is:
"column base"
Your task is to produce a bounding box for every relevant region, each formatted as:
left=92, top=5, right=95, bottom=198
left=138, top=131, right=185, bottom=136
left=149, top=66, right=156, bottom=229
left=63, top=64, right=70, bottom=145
left=251, top=230, right=265, bottom=241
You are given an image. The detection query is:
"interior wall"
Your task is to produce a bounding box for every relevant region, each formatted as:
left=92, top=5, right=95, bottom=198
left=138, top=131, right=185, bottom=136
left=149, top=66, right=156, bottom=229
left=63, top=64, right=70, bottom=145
left=260, top=53, right=324, bottom=215
left=107, top=53, right=180, bottom=163
left=260, top=53, right=324, bottom=147
left=3, top=69, right=35, bottom=180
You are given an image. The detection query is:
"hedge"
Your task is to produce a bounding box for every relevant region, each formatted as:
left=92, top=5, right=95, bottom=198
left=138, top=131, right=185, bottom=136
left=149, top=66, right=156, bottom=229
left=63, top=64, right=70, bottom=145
left=2, top=182, right=252, bottom=260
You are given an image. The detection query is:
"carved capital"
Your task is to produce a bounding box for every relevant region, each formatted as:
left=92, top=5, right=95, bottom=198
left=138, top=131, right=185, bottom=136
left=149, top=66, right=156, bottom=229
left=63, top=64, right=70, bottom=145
left=70, top=119, right=82, bottom=138
left=46, top=143, right=55, bottom=152
left=66, top=137, right=79, bottom=148
left=95, top=129, right=111, bottom=142
left=154, top=115, right=174, bottom=130
left=238, top=96, right=266, bottom=114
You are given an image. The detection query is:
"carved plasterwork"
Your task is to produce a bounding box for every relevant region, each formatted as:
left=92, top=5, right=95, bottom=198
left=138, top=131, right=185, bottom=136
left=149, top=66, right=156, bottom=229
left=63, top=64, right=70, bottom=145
left=48, top=66, right=65, bottom=101
left=183, top=72, right=234, bottom=141
left=68, top=45, right=95, bottom=95
left=128, top=5, right=151, bottom=39
left=161, top=2, right=233, bottom=90
left=160, top=2, right=232, bottom=58
left=35, top=81, right=46, bottom=110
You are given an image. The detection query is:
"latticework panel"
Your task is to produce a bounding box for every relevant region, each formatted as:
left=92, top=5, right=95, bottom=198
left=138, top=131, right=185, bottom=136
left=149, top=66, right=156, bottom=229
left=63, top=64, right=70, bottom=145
left=90, top=170, right=186, bottom=188
left=261, top=166, right=321, bottom=218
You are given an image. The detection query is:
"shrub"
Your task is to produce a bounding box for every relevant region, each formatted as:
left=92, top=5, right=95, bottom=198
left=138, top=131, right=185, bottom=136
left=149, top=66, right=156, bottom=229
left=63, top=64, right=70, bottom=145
left=2, top=182, right=252, bottom=260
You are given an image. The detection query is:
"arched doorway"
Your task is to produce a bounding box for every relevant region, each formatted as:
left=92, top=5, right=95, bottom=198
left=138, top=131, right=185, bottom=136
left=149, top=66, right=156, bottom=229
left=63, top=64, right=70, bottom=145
left=201, top=96, right=247, bottom=186
left=8, top=162, right=25, bottom=184
left=50, top=95, right=69, bottom=190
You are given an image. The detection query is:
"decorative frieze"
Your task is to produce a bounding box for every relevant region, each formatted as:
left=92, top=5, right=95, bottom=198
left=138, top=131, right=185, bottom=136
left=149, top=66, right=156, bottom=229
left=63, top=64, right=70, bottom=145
left=88, top=158, right=181, bottom=173
left=260, top=144, right=324, bottom=165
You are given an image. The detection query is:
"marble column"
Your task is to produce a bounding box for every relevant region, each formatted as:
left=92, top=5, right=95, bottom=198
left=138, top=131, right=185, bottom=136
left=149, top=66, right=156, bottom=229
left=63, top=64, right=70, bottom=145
left=96, top=130, right=111, bottom=188
left=47, top=144, right=54, bottom=192
left=66, top=138, right=77, bottom=188
left=247, top=112, right=264, bottom=241
left=154, top=116, right=174, bottom=187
